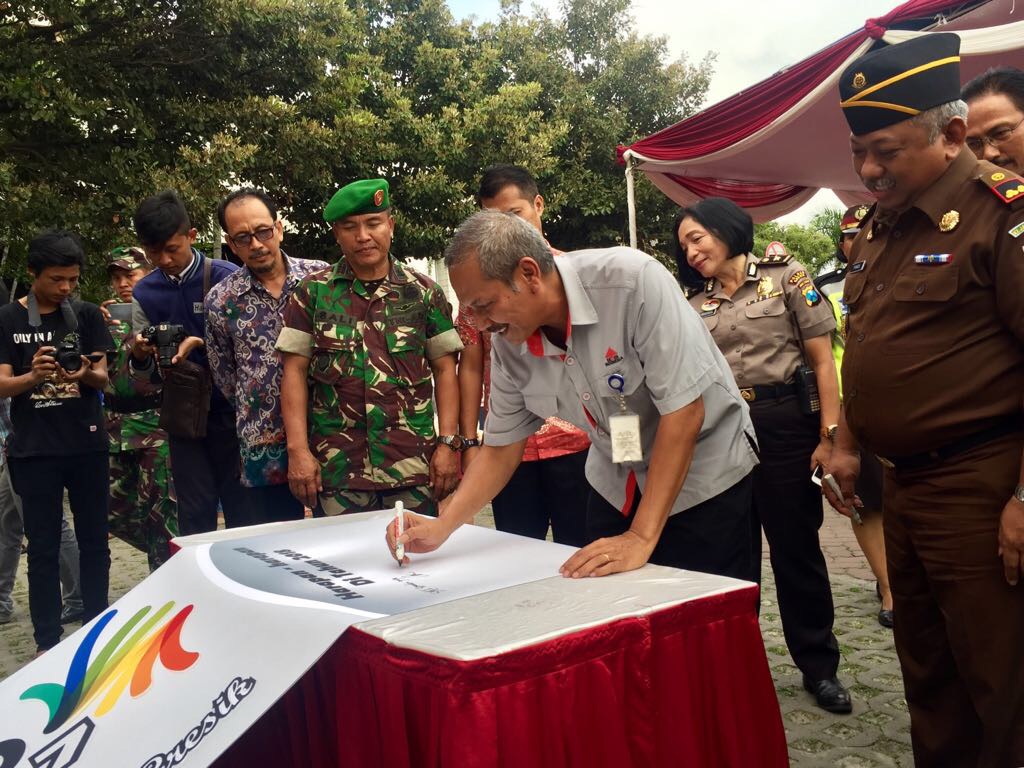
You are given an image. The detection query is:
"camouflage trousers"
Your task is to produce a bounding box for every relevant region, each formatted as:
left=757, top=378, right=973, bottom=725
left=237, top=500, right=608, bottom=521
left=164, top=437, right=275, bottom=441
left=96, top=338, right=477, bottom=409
left=317, top=484, right=436, bottom=517
left=109, top=443, right=178, bottom=571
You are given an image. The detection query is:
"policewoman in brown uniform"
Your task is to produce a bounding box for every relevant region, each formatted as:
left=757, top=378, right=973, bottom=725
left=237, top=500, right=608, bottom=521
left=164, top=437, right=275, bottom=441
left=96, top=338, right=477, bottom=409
left=674, top=197, right=851, bottom=714
left=828, top=33, right=1024, bottom=766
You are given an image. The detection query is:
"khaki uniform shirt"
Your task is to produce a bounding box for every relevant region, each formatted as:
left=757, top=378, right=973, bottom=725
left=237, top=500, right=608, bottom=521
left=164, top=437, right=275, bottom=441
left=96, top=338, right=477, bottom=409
left=842, top=150, right=1024, bottom=458
left=687, top=255, right=835, bottom=387
left=484, top=247, right=758, bottom=514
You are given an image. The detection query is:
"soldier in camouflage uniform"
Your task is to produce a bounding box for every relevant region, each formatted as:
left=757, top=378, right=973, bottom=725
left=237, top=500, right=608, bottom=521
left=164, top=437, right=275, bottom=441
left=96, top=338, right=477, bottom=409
left=276, top=179, right=463, bottom=516
left=103, top=248, right=177, bottom=570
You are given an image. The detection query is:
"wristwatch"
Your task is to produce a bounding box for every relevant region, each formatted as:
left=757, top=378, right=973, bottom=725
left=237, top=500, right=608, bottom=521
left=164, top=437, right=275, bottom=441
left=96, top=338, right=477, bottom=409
left=436, top=435, right=466, bottom=451
left=821, top=424, right=839, bottom=442
left=1014, top=484, right=1024, bottom=504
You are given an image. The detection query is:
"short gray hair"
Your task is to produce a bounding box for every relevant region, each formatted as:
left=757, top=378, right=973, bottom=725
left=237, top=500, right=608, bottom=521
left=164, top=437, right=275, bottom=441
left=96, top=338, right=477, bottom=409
left=444, top=211, right=554, bottom=286
left=910, top=99, right=968, bottom=143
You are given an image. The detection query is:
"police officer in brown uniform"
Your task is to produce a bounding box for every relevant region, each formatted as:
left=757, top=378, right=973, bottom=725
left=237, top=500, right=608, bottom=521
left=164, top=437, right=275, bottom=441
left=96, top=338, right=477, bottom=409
left=826, top=33, right=1024, bottom=766
left=675, top=198, right=851, bottom=714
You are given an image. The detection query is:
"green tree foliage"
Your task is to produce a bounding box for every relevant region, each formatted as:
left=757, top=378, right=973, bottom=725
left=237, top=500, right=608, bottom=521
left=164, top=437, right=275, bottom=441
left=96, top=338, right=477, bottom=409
left=0, top=0, right=713, bottom=298
left=810, top=207, right=843, bottom=249
left=753, top=220, right=836, bottom=277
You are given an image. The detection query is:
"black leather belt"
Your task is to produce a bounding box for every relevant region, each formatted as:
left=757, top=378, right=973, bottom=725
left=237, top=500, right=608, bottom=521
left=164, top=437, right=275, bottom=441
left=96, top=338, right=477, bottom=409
left=738, top=382, right=796, bottom=403
left=876, top=419, right=1022, bottom=472
left=106, top=394, right=161, bottom=414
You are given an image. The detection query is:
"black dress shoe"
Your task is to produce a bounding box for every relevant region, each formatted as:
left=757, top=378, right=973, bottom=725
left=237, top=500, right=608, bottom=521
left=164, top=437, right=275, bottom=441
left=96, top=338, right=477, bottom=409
left=802, top=675, right=853, bottom=714
left=877, top=608, right=894, bottom=628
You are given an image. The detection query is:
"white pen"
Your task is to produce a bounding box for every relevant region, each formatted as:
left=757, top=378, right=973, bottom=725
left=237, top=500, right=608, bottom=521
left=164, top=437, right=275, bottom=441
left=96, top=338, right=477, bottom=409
left=395, top=500, right=405, bottom=566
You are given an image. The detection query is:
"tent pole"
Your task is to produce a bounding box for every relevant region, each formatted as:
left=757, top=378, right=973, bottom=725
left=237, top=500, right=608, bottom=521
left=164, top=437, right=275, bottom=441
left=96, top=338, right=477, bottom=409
left=624, top=151, right=638, bottom=250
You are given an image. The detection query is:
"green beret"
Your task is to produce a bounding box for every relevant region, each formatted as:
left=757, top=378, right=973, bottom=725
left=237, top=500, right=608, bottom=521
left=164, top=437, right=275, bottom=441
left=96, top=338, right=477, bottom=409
left=106, top=246, right=146, bottom=273
left=839, top=32, right=961, bottom=136
left=324, top=178, right=391, bottom=223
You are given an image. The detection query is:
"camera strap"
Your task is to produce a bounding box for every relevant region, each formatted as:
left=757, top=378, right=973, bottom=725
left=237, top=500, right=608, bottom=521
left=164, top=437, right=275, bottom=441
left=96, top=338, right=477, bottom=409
left=26, top=291, right=78, bottom=332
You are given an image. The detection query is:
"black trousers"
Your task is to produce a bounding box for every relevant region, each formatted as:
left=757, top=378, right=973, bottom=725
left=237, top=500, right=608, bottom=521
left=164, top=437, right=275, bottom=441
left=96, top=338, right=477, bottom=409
left=586, top=473, right=754, bottom=581
left=491, top=450, right=589, bottom=547
left=749, top=393, right=839, bottom=681
left=9, top=452, right=110, bottom=650
left=245, top=483, right=306, bottom=525
left=168, top=408, right=248, bottom=535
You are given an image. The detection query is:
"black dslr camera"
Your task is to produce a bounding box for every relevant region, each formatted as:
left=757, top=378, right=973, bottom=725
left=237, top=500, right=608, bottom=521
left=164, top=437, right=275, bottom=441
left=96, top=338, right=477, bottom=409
left=55, top=334, right=83, bottom=373
left=142, top=323, right=188, bottom=367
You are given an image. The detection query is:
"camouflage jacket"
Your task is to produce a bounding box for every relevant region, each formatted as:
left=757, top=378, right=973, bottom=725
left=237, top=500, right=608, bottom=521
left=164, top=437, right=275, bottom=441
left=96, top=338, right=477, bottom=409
left=105, top=317, right=167, bottom=453
left=276, top=258, right=462, bottom=491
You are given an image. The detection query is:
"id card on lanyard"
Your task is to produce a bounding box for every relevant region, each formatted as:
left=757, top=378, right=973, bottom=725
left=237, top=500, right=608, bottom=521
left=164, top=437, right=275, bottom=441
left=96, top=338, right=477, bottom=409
left=607, top=373, right=642, bottom=463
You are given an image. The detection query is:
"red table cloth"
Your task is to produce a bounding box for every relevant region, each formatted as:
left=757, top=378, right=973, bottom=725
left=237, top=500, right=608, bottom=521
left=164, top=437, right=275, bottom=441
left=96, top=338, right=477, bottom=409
left=214, top=583, right=787, bottom=768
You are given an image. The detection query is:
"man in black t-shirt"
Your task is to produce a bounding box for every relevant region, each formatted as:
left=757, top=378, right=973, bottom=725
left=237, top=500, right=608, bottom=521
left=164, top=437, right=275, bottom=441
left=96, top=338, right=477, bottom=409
left=0, top=230, right=114, bottom=653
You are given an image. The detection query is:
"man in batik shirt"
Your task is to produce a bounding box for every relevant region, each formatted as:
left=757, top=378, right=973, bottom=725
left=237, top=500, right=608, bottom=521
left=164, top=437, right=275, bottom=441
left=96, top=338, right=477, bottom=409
left=206, top=188, right=328, bottom=522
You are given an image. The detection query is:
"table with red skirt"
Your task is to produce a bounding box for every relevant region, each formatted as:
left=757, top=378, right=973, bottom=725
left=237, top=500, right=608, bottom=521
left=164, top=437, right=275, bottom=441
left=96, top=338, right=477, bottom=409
left=209, top=562, right=788, bottom=767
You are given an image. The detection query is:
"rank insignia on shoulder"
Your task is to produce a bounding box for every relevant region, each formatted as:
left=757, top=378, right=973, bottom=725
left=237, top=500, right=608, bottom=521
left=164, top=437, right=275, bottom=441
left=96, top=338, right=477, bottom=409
left=760, top=241, right=792, bottom=265
left=1009, top=221, right=1024, bottom=239
left=939, top=210, right=959, bottom=232
left=704, top=278, right=716, bottom=293
left=984, top=172, right=1024, bottom=204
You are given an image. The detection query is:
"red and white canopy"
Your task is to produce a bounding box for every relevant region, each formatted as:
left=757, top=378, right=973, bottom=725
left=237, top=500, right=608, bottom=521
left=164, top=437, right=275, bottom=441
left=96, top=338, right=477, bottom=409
left=618, top=0, right=1024, bottom=238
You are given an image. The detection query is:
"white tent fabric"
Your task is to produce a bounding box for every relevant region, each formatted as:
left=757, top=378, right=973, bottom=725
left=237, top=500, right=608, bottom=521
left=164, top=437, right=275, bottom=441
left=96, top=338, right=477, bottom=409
left=624, top=0, right=1024, bottom=241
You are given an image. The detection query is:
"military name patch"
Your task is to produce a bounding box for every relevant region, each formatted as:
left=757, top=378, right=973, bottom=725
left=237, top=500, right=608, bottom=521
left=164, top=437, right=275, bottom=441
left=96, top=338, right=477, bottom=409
left=1009, top=221, right=1024, bottom=238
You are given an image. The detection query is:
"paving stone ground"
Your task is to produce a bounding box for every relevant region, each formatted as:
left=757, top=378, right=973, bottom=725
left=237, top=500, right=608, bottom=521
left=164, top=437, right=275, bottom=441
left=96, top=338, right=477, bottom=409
left=0, top=504, right=911, bottom=766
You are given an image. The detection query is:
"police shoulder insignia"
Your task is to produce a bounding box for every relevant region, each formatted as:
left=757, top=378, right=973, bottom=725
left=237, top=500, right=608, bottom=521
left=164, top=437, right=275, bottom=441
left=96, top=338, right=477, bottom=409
left=983, top=171, right=1024, bottom=205
left=788, top=270, right=808, bottom=285
left=760, top=252, right=792, bottom=266
left=938, top=210, right=959, bottom=232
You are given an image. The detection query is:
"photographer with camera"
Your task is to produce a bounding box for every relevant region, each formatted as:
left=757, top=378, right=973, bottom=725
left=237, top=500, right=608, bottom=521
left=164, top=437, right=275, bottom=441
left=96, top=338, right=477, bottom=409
left=129, top=191, right=245, bottom=535
left=0, top=230, right=113, bottom=654
left=103, top=248, right=178, bottom=571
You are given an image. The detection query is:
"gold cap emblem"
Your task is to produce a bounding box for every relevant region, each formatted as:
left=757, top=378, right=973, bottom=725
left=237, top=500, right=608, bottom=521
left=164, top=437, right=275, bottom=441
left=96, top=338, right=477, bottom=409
left=939, top=210, right=960, bottom=232
left=852, top=72, right=867, bottom=90
left=854, top=205, right=869, bottom=221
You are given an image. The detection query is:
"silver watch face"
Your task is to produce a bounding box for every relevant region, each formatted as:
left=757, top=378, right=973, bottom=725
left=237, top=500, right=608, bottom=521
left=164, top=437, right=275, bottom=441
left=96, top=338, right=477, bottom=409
left=1016, top=485, right=1024, bottom=503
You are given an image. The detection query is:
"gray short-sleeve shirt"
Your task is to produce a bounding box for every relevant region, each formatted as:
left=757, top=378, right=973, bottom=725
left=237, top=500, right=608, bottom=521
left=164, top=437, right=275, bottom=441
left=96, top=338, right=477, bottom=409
left=485, top=247, right=759, bottom=515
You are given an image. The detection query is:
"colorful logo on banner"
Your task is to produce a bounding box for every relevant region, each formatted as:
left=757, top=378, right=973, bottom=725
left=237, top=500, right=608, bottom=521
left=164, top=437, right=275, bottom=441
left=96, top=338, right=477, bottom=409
left=20, top=602, right=199, bottom=734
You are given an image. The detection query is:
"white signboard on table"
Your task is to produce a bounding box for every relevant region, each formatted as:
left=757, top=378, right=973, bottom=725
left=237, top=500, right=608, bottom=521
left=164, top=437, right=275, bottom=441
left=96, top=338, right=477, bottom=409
left=0, top=512, right=575, bottom=768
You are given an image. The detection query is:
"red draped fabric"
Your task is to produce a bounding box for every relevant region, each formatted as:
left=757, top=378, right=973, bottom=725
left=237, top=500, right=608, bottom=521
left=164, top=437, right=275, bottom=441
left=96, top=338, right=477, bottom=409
left=214, top=585, right=787, bottom=768
left=617, top=0, right=979, bottom=164
left=666, top=174, right=810, bottom=208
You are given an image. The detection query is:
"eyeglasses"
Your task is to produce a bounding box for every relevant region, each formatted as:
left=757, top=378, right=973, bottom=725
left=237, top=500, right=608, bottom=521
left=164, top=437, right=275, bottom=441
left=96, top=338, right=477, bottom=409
left=966, top=116, right=1024, bottom=155
left=228, top=225, right=276, bottom=248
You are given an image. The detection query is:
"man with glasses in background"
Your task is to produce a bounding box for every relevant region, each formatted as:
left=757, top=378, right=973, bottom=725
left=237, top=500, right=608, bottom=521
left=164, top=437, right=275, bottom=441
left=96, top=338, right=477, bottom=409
left=963, top=67, right=1024, bottom=174
left=206, top=189, right=328, bottom=522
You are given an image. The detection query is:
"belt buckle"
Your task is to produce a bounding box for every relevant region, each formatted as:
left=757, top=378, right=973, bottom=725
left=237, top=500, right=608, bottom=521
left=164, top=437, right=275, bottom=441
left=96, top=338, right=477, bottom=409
left=740, top=388, right=755, bottom=402
left=876, top=455, right=895, bottom=470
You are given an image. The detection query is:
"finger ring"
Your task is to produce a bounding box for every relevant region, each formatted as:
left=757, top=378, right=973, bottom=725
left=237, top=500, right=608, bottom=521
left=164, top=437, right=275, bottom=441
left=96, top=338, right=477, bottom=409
left=603, top=553, right=610, bottom=564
